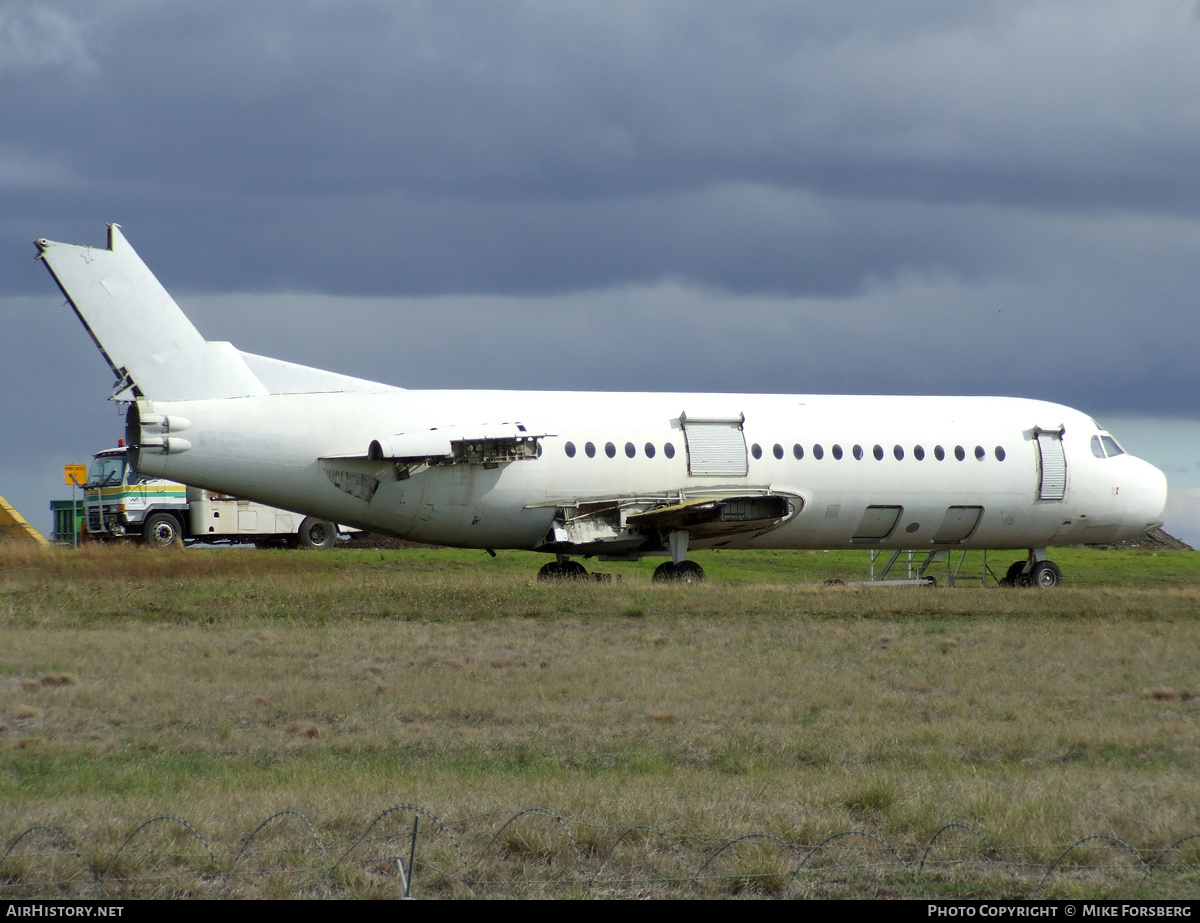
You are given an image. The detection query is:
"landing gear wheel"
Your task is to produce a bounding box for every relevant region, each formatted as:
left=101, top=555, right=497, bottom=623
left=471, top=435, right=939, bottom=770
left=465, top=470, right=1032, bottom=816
left=537, top=562, right=564, bottom=580
left=297, top=517, right=338, bottom=550
left=1030, top=560, right=1062, bottom=589
left=142, top=512, right=183, bottom=549
left=537, top=560, right=588, bottom=580
left=653, top=560, right=705, bottom=582
left=562, top=560, right=588, bottom=579
left=1001, top=561, right=1027, bottom=587
left=675, top=560, right=705, bottom=583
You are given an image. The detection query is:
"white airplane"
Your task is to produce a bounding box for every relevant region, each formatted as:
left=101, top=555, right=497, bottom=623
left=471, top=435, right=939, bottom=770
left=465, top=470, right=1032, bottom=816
left=35, top=225, right=1167, bottom=587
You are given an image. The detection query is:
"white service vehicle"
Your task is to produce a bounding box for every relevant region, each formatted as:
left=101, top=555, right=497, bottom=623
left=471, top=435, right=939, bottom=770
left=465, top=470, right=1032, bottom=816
left=84, top=444, right=340, bottom=549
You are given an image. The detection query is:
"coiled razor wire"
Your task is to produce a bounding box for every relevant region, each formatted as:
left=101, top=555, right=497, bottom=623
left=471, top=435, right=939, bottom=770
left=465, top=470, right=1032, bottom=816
left=4, top=809, right=1200, bottom=899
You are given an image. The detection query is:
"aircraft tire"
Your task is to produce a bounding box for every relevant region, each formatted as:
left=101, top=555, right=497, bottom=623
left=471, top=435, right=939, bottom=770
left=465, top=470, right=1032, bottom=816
left=142, top=512, right=183, bottom=549
left=675, top=560, right=705, bottom=583
left=538, top=560, right=588, bottom=580
left=1001, top=561, right=1026, bottom=587
left=1030, top=560, right=1062, bottom=589
left=297, top=517, right=338, bottom=550
left=652, top=561, right=678, bottom=582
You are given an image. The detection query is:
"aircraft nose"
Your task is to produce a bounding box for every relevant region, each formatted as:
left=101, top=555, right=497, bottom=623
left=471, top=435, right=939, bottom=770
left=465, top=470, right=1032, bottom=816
left=1132, top=457, right=1169, bottom=532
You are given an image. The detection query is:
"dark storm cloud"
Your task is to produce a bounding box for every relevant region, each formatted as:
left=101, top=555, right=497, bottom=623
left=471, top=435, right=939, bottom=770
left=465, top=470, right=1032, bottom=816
left=5, top=1, right=1200, bottom=295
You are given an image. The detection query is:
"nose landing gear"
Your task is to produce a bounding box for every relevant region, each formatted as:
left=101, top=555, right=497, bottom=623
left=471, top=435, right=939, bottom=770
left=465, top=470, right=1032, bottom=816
left=999, top=551, right=1062, bottom=588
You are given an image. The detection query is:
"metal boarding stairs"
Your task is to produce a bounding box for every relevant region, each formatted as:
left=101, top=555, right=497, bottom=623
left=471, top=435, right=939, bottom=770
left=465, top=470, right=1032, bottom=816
left=867, top=548, right=992, bottom=587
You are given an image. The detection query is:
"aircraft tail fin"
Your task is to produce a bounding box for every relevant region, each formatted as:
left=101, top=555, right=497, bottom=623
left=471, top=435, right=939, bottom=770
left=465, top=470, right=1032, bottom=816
left=36, top=224, right=269, bottom=401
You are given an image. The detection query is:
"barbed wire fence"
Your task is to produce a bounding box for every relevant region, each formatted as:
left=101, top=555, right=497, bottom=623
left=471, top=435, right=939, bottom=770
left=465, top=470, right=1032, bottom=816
left=4, top=808, right=1200, bottom=899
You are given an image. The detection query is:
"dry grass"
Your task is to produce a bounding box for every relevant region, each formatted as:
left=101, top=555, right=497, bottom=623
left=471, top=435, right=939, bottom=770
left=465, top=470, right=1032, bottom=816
left=1, top=543, right=1199, bottom=897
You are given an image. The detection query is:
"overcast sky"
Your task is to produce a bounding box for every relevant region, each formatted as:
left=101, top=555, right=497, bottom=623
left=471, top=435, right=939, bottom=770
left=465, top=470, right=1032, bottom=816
left=3, top=0, right=1199, bottom=547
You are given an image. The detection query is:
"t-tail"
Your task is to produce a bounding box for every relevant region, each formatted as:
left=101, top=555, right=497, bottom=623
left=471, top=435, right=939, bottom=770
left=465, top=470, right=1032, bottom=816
left=35, top=224, right=394, bottom=403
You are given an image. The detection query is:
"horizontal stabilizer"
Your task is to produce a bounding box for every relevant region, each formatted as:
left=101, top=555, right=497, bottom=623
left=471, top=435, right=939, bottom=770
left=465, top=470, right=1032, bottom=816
left=239, top=351, right=394, bottom=395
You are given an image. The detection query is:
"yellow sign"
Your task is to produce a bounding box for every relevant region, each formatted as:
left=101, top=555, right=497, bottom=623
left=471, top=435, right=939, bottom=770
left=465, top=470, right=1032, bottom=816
left=64, top=465, right=87, bottom=486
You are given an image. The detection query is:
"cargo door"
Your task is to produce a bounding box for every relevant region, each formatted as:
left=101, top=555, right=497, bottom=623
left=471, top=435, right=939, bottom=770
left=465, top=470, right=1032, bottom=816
left=681, top=413, right=748, bottom=478
left=933, top=505, right=983, bottom=543
left=851, top=505, right=903, bottom=543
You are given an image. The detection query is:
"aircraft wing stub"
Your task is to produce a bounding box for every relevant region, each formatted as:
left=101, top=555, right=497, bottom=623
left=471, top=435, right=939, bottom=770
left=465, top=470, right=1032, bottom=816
left=363, top=423, right=553, bottom=467
left=538, top=488, right=802, bottom=553
left=626, top=495, right=796, bottom=534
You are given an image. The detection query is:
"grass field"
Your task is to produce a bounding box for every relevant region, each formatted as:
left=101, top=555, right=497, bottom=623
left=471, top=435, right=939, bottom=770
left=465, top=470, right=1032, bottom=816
left=2, top=542, right=1199, bottom=898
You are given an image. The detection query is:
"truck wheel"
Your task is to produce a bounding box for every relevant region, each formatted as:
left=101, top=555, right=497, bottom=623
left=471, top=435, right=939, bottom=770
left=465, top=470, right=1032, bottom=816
left=297, top=517, right=338, bottom=550
left=142, top=512, right=183, bottom=549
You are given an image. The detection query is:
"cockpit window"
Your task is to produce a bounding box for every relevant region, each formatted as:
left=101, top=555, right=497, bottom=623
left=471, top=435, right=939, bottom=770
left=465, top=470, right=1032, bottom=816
left=1091, top=436, right=1106, bottom=459
left=1100, top=435, right=1125, bottom=457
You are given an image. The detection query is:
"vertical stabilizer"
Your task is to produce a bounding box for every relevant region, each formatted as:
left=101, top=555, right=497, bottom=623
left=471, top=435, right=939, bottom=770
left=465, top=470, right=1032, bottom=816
left=35, top=225, right=268, bottom=401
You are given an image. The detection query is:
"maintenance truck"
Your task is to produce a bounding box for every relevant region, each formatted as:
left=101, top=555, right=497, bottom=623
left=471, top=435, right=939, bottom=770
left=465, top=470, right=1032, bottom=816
left=80, top=444, right=341, bottom=548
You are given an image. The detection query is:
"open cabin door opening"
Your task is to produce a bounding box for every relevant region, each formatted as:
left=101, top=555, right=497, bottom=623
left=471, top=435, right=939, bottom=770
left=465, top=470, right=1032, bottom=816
left=680, top=413, right=748, bottom=478
left=1035, top=427, right=1067, bottom=501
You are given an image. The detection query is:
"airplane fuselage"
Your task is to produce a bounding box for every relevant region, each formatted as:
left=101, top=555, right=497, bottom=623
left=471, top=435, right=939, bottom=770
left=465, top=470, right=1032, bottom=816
left=131, top=389, right=1167, bottom=557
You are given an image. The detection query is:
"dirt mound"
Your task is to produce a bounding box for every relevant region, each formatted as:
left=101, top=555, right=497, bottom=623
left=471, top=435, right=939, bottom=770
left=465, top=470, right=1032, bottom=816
left=342, top=533, right=440, bottom=551
left=1086, top=527, right=1193, bottom=552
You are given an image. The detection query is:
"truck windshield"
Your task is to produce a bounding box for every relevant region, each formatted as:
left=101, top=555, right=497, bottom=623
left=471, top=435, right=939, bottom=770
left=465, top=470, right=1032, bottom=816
left=87, top=456, right=126, bottom=488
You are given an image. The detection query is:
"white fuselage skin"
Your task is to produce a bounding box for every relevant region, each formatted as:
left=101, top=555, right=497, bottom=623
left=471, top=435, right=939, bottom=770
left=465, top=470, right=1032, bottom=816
left=133, top=389, right=1168, bottom=557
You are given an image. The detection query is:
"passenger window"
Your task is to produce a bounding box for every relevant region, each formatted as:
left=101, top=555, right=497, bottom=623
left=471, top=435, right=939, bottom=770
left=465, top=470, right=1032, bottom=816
left=893, top=445, right=904, bottom=460
left=994, top=446, right=1006, bottom=461
left=832, top=444, right=843, bottom=460
left=853, top=444, right=863, bottom=460
left=585, top=441, right=596, bottom=458
left=625, top=442, right=636, bottom=458
left=914, top=445, right=924, bottom=460
left=773, top=443, right=783, bottom=460
left=751, top=443, right=762, bottom=459
left=565, top=441, right=576, bottom=458
left=645, top=442, right=656, bottom=458
left=934, top=445, right=945, bottom=461
left=605, top=442, right=616, bottom=458
left=793, top=444, right=804, bottom=460
left=1101, top=435, right=1125, bottom=457
left=664, top=442, right=676, bottom=459
left=975, top=445, right=985, bottom=460
left=954, top=445, right=966, bottom=461
left=873, top=445, right=884, bottom=460
left=813, top=444, right=824, bottom=460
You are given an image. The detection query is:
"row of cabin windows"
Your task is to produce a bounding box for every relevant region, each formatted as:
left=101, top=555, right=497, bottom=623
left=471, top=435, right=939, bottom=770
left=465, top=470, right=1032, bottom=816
left=564, top=441, right=678, bottom=459
left=562, top=440, right=1008, bottom=462
left=752, top=442, right=1007, bottom=462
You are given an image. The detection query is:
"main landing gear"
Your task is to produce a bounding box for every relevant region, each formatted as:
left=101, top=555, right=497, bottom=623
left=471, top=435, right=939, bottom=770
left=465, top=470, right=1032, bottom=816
left=652, top=560, right=705, bottom=583
left=651, top=529, right=705, bottom=582
left=537, top=530, right=708, bottom=583
left=999, top=550, right=1063, bottom=588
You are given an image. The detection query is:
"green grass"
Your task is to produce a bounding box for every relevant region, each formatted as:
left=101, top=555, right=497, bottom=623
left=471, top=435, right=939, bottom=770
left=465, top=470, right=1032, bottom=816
left=1, top=542, right=1199, bottom=897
